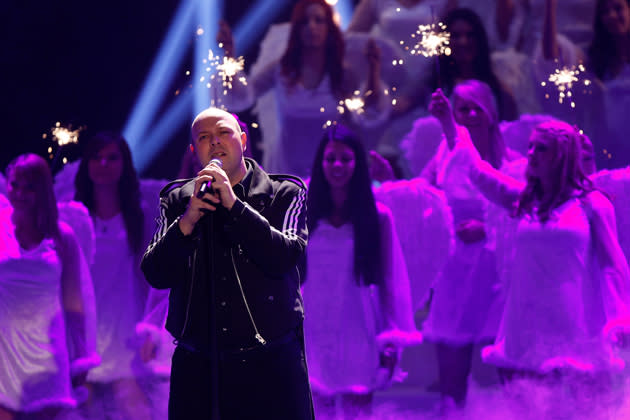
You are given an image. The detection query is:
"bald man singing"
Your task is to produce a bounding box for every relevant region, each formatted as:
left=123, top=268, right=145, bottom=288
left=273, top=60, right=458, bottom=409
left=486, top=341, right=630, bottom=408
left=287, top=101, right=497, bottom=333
left=141, top=108, right=313, bottom=419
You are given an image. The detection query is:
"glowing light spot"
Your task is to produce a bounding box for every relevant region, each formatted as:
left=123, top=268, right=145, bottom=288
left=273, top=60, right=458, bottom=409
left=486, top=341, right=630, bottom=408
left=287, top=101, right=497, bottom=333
left=196, top=27, right=204, bottom=36
left=320, top=107, right=325, bottom=113
left=545, top=63, right=587, bottom=107
left=50, top=123, right=84, bottom=147
left=402, top=22, right=450, bottom=58
left=251, top=122, right=259, bottom=128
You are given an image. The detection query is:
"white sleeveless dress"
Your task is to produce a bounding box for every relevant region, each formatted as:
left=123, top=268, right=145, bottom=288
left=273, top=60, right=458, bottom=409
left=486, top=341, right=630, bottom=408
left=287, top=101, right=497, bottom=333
left=483, top=198, right=624, bottom=372
left=0, top=225, right=74, bottom=411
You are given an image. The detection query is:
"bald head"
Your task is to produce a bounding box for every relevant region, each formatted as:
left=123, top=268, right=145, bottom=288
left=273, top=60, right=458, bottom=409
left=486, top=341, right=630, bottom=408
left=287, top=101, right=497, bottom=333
left=190, top=107, right=248, bottom=184
left=192, top=107, right=241, bottom=136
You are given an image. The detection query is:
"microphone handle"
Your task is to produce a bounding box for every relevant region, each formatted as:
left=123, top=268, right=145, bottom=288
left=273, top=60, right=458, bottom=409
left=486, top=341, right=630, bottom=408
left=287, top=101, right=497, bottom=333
left=197, top=180, right=213, bottom=198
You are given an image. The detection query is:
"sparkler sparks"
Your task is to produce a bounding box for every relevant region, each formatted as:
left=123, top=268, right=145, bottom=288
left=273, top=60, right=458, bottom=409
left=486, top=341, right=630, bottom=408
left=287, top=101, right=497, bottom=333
left=195, top=50, right=247, bottom=98
left=541, top=64, right=589, bottom=108
left=50, top=122, right=83, bottom=147
left=404, top=22, right=451, bottom=58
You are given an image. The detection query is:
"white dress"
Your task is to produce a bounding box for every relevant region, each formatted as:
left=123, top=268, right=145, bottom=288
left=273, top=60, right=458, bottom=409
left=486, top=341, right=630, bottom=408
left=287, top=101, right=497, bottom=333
left=421, top=136, right=504, bottom=344
left=468, top=161, right=630, bottom=373
left=374, top=177, right=453, bottom=310
left=302, top=203, right=421, bottom=395
left=0, top=214, right=73, bottom=411
left=87, top=213, right=150, bottom=383
left=483, top=196, right=628, bottom=372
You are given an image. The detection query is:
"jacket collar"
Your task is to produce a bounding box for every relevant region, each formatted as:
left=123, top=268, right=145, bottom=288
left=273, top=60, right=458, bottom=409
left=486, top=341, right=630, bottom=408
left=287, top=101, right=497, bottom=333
left=240, top=158, right=274, bottom=208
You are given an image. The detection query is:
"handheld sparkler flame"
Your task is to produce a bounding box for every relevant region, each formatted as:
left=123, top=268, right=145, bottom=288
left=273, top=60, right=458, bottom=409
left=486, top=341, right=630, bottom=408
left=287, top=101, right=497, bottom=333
left=50, top=122, right=83, bottom=147
left=541, top=64, right=588, bottom=108
left=194, top=50, right=247, bottom=98
left=407, top=22, right=451, bottom=58
left=216, top=56, right=246, bottom=91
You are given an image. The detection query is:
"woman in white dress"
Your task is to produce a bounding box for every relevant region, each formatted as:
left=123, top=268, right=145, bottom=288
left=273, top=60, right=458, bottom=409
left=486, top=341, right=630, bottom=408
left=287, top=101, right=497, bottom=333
left=469, top=119, right=630, bottom=412
left=0, top=154, right=99, bottom=420
left=216, top=0, right=390, bottom=179
left=302, top=124, right=421, bottom=420
left=74, top=132, right=155, bottom=420
left=418, top=80, right=521, bottom=409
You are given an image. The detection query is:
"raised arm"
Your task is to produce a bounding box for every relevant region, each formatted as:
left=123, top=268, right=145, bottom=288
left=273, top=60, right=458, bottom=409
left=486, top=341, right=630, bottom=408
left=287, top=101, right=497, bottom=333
left=542, top=0, right=558, bottom=60
left=588, top=191, right=630, bottom=325
left=469, top=158, right=524, bottom=211
left=141, top=189, right=196, bottom=290
left=346, top=0, right=378, bottom=33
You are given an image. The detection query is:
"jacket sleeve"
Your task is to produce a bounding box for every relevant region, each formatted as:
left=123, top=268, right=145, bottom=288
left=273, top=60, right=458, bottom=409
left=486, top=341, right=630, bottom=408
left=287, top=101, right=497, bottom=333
left=224, top=181, right=308, bottom=278
left=141, top=193, right=196, bottom=289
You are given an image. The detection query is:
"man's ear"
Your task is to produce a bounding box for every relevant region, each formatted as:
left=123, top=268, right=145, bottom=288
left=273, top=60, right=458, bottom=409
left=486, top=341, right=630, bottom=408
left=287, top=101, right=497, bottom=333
left=241, top=131, right=247, bottom=152
left=189, top=143, right=195, bottom=153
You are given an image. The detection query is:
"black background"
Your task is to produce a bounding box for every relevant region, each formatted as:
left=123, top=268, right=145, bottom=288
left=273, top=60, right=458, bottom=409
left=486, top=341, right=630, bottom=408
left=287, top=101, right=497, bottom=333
left=0, top=0, right=311, bottom=179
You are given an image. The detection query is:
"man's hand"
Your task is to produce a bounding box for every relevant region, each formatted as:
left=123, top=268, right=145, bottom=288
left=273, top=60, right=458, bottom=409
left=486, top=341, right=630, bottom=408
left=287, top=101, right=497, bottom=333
left=179, top=162, right=237, bottom=235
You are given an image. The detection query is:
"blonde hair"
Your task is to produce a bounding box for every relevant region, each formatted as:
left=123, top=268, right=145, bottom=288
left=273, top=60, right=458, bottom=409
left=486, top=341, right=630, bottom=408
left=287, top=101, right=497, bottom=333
left=453, top=80, right=506, bottom=169
left=6, top=154, right=59, bottom=238
left=515, top=120, right=593, bottom=222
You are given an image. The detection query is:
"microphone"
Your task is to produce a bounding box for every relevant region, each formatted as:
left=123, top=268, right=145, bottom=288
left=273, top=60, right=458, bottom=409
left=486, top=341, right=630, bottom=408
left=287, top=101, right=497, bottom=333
left=196, top=158, right=223, bottom=198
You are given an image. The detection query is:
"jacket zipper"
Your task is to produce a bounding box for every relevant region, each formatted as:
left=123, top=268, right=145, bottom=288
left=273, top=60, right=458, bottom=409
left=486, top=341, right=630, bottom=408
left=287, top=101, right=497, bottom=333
left=231, top=245, right=267, bottom=345
left=180, top=247, right=198, bottom=338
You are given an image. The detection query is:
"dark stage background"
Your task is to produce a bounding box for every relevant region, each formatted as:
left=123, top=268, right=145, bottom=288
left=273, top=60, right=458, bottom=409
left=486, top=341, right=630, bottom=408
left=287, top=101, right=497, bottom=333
left=1, top=0, right=321, bottom=180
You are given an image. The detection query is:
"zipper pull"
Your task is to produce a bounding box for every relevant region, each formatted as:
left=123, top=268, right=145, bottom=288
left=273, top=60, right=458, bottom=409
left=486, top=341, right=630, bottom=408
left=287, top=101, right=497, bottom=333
left=237, top=244, right=243, bottom=255
left=255, top=333, right=267, bottom=345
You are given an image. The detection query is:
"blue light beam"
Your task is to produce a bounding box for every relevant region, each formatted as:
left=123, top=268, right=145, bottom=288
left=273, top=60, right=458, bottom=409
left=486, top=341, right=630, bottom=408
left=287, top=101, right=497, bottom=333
left=134, top=89, right=194, bottom=172
left=123, top=0, right=197, bottom=152
left=232, top=0, right=293, bottom=55
left=193, top=0, right=223, bottom=114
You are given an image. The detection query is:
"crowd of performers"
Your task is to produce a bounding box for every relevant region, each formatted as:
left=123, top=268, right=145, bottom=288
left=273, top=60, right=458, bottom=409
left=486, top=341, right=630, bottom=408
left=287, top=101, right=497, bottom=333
left=2, top=0, right=630, bottom=419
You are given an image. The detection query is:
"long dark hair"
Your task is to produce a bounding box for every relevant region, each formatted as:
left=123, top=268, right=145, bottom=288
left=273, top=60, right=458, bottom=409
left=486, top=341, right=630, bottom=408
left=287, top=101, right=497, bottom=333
left=515, top=120, right=594, bottom=222
left=280, top=0, right=345, bottom=96
left=433, top=8, right=516, bottom=120
left=307, top=124, right=383, bottom=287
left=588, top=0, right=630, bottom=80
left=74, top=131, right=144, bottom=255
left=6, top=154, right=59, bottom=239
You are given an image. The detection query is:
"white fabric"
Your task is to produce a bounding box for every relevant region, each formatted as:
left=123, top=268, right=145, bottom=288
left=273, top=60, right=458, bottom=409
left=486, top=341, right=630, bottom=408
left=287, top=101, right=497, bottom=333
left=0, top=209, right=73, bottom=411
left=374, top=177, right=453, bottom=310
left=86, top=213, right=150, bottom=383
left=225, top=26, right=391, bottom=178
left=421, top=136, right=504, bottom=343
left=483, top=193, right=630, bottom=373
left=302, top=203, right=421, bottom=395
left=593, top=167, right=630, bottom=266
left=0, top=173, right=6, bottom=198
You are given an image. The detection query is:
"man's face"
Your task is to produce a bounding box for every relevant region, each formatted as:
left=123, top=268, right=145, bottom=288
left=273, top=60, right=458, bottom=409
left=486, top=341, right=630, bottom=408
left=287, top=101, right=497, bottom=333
left=191, top=111, right=247, bottom=180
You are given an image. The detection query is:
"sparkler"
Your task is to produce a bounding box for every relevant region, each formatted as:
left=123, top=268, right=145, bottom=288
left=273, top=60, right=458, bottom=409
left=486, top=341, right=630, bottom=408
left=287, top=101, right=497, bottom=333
left=337, top=90, right=367, bottom=116
left=43, top=122, right=85, bottom=170
left=193, top=48, right=248, bottom=108
left=541, top=64, right=589, bottom=109
left=408, top=22, right=451, bottom=58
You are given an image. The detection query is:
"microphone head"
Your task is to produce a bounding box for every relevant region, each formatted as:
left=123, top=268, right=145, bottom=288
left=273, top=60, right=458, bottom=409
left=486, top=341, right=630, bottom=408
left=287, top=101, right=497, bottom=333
left=209, top=158, right=223, bottom=168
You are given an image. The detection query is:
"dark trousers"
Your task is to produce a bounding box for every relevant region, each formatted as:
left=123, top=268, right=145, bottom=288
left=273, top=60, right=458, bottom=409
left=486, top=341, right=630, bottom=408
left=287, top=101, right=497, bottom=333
left=169, top=330, right=314, bottom=420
